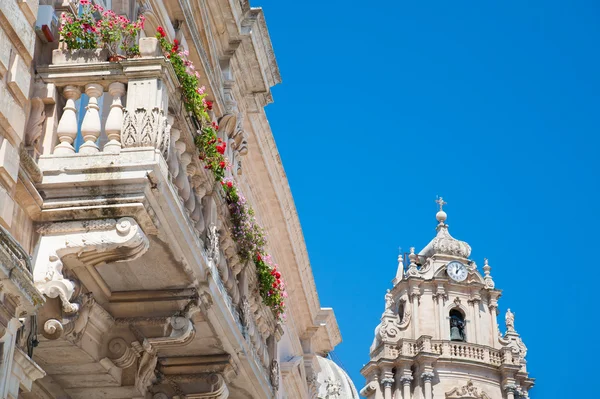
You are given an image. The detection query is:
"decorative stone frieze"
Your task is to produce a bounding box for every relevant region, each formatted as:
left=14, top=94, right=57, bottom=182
left=122, top=107, right=171, bottom=159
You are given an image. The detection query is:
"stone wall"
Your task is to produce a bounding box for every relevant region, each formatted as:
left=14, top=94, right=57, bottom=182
left=0, top=0, right=37, bottom=230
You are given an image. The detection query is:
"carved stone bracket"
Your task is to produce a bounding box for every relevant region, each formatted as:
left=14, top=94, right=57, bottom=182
left=148, top=316, right=195, bottom=348
left=184, top=373, right=229, bottom=399
left=34, top=217, right=149, bottom=316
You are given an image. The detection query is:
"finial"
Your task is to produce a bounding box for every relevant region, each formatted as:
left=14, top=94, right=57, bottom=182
left=407, top=247, right=419, bottom=277
left=483, top=258, right=495, bottom=289
left=435, top=196, right=448, bottom=225
left=435, top=196, right=447, bottom=211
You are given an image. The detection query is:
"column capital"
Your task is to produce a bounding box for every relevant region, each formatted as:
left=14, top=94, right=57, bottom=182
left=504, top=383, right=518, bottom=393
left=400, top=375, right=414, bottom=386
left=381, top=377, right=394, bottom=388
left=421, top=371, right=435, bottom=382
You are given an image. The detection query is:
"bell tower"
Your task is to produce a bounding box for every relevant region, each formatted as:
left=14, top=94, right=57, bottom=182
left=360, top=199, right=534, bottom=399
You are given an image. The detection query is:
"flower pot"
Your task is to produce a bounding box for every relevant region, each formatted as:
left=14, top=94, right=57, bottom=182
left=108, top=54, right=126, bottom=62
left=139, top=37, right=161, bottom=57
left=52, top=48, right=109, bottom=64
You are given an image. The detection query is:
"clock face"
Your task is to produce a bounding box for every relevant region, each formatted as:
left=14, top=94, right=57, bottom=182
left=447, top=261, right=468, bottom=282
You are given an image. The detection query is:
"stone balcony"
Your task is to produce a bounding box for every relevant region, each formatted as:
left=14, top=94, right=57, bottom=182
left=374, top=336, right=522, bottom=370
left=26, top=50, right=281, bottom=399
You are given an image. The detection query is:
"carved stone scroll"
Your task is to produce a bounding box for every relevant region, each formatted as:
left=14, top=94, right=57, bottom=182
left=34, top=217, right=149, bottom=316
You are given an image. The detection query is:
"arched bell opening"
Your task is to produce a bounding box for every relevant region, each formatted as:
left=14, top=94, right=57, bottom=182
left=449, top=308, right=466, bottom=342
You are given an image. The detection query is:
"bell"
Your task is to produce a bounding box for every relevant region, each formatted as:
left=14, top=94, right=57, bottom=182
left=450, top=326, right=463, bottom=341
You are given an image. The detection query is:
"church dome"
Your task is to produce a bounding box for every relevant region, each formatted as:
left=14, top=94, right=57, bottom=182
left=419, top=224, right=472, bottom=259
left=316, top=355, right=359, bottom=399
left=419, top=198, right=471, bottom=259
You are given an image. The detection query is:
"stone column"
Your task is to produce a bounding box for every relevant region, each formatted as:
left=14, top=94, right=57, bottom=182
left=410, top=288, right=420, bottom=338
left=393, top=368, right=403, bottom=399
left=505, top=384, right=517, bottom=399
left=381, top=378, right=394, bottom=399
left=421, top=372, right=434, bottom=399
left=489, top=300, right=499, bottom=347
left=400, top=376, right=413, bottom=399
left=469, top=297, right=481, bottom=344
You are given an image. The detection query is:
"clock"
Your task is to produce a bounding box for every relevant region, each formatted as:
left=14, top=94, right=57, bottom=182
left=447, top=261, right=468, bottom=282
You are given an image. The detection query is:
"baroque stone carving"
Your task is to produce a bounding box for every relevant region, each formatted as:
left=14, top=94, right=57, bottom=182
left=184, top=373, right=230, bottom=399
left=147, top=316, right=195, bottom=348
left=133, top=339, right=158, bottom=395
left=122, top=107, right=171, bottom=159
left=270, top=360, right=280, bottom=392
left=400, top=375, right=413, bottom=386
left=383, top=289, right=394, bottom=315
left=406, top=247, right=419, bottom=277
left=25, top=97, right=46, bottom=156
left=34, top=218, right=149, bottom=314
left=206, top=223, right=220, bottom=264
left=505, top=309, right=515, bottom=332
left=421, top=371, right=435, bottom=382
left=445, top=380, right=491, bottom=399
left=324, top=377, right=343, bottom=398
left=108, top=337, right=138, bottom=368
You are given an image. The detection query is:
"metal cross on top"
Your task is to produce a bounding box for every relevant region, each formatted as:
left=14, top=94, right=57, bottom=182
left=436, top=196, right=447, bottom=211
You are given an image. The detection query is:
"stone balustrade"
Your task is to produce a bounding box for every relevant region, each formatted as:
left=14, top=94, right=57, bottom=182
left=390, top=338, right=516, bottom=368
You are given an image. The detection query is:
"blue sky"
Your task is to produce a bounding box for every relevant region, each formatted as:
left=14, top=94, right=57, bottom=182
left=259, top=1, right=599, bottom=397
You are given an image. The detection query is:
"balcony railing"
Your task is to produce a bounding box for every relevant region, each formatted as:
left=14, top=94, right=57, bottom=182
left=389, top=337, right=519, bottom=368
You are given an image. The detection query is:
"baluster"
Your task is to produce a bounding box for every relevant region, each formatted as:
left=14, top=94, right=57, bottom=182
left=168, top=127, right=181, bottom=178
left=79, top=83, right=103, bottom=154
left=176, top=153, right=192, bottom=201
left=185, top=165, right=197, bottom=212
left=104, top=82, right=126, bottom=153
left=54, top=86, right=81, bottom=155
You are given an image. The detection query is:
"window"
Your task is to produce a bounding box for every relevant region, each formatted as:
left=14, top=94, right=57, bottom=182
left=449, top=309, right=466, bottom=342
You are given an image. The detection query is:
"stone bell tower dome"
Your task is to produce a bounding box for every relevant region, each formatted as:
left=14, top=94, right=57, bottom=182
left=361, top=199, right=534, bottom=399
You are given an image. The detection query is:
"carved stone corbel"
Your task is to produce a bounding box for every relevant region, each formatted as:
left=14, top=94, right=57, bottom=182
left=148, top=316, right=195, bottom=348
left=34, top=218, right=149, bottom=318
left=185, top=373, right=229, bottom=399
left=108, top=337, right=139, bottom=369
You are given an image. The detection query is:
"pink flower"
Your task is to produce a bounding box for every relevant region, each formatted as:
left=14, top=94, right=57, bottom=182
left=79, top=0, right=90, bottom=5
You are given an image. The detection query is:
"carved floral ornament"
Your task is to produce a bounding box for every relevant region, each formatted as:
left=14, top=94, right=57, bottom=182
left=445, top=380, right=491, bottom=399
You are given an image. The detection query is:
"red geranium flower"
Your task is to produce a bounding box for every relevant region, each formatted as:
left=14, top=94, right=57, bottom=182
left=275, top=272, right=281, bottom=279
left=226, top=181, right=233, bottom=188
left=219, top=161, right=225, bottom=168
left=205, top=100, right=213, bottom=110
left=257, top=253, right=262, bottom=262
left=157, top=26, right=166, bottom=37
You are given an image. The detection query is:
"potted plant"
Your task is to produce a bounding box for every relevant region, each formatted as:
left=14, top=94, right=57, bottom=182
left=54, top=0, right=144, bottom=64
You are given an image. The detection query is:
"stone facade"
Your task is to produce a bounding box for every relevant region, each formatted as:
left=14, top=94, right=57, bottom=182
left=0, top=1, right=343, bottom=398
left=361, top=200, right=534, bottom=399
